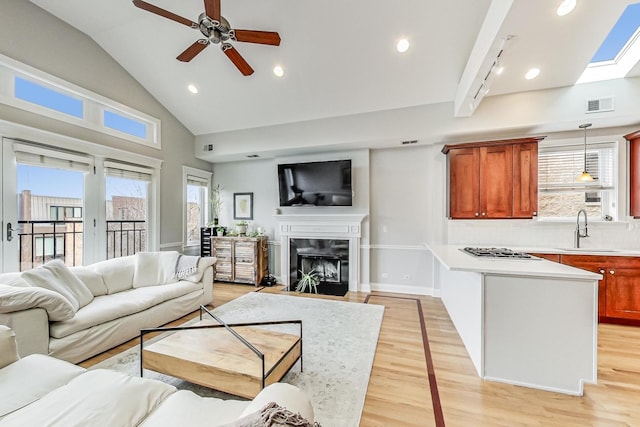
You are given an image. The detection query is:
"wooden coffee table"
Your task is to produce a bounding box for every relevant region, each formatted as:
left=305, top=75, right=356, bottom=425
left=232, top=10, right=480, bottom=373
left=140, top=317, right=302, bottom=399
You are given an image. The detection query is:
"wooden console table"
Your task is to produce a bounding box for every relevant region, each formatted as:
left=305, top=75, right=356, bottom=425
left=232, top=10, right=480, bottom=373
left=202, top=234, right=268, bottom=286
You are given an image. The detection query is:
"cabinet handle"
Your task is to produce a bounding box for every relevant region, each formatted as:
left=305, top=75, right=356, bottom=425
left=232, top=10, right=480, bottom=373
left=481, top=212, right=486, bottom=216
left=599, top=269, right=605, bottom=274
left=610, top=270, right=615, bottom=275
left=475, top=212, right=479, bottom=217
left=532, top=211, right=537, bottom=216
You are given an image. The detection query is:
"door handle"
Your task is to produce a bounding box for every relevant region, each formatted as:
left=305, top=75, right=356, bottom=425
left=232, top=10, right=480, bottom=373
left=6, top=222, right=18, bottom=242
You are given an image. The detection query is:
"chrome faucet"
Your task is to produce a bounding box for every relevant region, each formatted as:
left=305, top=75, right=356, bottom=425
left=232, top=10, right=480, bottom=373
left=575, top=209, right=589, bottom=248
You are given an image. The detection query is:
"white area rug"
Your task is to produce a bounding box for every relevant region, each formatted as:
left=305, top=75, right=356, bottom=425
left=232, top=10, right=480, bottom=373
left=92, top=292, right=384, bottom=427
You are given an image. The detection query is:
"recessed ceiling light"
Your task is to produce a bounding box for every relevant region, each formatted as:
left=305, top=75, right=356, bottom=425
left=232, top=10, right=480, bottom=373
left=187, top=84, right=198, bottom=94
left=556, top=0, right=576, bottom=16
left=273, top=65, right=284, bottom=77
left=525, top=68, right=541, bottom=80
left=396, top=39, right=410, bottom=53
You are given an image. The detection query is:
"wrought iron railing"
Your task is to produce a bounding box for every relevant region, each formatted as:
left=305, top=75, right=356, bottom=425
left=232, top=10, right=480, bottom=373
left=106, top=220, right=146, bottom=259
left=17, top=219, right=147, bottom=270
left=18, top=220, right=83, bottom=271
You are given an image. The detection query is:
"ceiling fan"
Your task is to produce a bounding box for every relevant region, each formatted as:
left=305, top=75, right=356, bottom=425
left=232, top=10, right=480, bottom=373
left=132, top=0, right=281, bottom=76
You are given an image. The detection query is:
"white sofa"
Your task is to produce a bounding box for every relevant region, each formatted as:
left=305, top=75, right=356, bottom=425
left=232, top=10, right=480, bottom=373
left=0, top=252, right=216, bottom=363
left=0, top=325, right=316, bottom=426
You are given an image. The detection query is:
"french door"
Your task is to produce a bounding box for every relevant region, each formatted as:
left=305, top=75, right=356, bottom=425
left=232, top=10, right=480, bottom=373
left=2, top=138, right=91, bottom=271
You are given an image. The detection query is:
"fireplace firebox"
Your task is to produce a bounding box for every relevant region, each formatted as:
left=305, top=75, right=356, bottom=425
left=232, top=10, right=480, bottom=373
left=289, top=238, right=349, bottom=296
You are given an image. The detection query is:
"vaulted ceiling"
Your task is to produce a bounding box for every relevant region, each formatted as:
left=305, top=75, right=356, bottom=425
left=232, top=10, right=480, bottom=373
left=29, top=0, right=640, bottom=139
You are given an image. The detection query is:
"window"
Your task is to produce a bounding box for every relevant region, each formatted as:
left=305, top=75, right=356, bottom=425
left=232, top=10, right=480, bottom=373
left=183, top=167, right=212, bottom=247
left=105, top=161, right=152, bottom=259
left=577, top=3, right=640, bottom=84
left=538, top=143, right=617, bottom=219
left=14, top=76, right=83, bottom=119
left=0, top=53, right=161, bottom=148
left=103, top=110, right=148, bottom=139
left=50, top=206, right=83, bottom=220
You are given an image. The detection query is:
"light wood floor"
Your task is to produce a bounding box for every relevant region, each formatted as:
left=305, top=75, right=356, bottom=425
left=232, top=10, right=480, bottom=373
left=80, top=284, right=640, bottom=426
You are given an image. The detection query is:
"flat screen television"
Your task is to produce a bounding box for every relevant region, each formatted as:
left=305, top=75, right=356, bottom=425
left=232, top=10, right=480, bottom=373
left=277, top=159, right=352, bottom=206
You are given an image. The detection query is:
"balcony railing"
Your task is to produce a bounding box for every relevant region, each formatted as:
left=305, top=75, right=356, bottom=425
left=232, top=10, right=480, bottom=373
left=106, top=220, right=146, bottom=259
left=18, top=220, right=83, bottom=272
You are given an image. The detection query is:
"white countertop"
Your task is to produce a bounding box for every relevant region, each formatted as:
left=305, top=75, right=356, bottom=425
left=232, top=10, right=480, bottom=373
left=428, top=244, right=602, bottom=280
left=507, top=245, right=640, bottom=257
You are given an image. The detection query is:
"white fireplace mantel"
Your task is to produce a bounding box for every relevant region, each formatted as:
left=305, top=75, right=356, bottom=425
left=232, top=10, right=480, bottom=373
left=275, top=213, right=367, bottom=291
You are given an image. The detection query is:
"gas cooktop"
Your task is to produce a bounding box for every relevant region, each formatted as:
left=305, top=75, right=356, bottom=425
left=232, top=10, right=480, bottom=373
left=461, top=247, right=539, bottom=259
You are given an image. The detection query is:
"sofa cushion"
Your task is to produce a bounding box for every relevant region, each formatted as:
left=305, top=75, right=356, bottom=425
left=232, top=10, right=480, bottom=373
left=21, top=260, right=94, bottom=310
left=69, top=266, right=108, bottom=297
left=0, top=368, right=175, bottom=426
left=49, top=280, right=204, bottom=339
left=88, top=256, right=135, bottom=294
left=139, top=390, right=249, bottom=427
left=0, top=354, right=85, bottom=418
left=0, top=284, right=75, bottom=321
left=133, top=251, right=180, bottom=288
left=0, top=272, right=29, bottom=288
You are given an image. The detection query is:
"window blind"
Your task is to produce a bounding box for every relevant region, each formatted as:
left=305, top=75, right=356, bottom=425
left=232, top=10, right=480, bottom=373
left=104, top=160, right=153, bottom=182
left=187, top=175, right=209, bottom=187
left=538, top=143, right=615, bottom=192
left=12, top=140, right=93, bottom=172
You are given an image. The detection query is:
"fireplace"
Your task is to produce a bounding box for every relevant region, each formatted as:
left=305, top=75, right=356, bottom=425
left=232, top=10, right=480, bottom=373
left=290, top=238, right=349, bottom=296
left=275, top=213, right=366, bottom=294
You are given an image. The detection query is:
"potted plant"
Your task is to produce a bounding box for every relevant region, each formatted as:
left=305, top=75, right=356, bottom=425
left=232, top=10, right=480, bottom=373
left=216, top=226, right=226, bottom=236
left=209, top=184, right=222, bottom=226
left=296, top=269, right=319, bottom=294
left=235, top=220, right=249, bottom=236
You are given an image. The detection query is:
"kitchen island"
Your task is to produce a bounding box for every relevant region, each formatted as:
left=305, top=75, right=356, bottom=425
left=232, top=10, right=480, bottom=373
left=429, top=244, right=601, bottom=395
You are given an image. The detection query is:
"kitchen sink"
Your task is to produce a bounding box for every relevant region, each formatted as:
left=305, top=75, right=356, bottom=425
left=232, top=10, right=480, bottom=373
left=555, top=248, right=619, bottom=253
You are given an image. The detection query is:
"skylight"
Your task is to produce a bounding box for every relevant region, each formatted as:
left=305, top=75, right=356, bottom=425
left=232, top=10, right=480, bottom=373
left=577, top=3, right=640, bottom=84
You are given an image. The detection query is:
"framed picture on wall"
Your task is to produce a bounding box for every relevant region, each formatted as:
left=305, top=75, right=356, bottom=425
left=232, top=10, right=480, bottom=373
left=233, top=192, right=254, bottom=220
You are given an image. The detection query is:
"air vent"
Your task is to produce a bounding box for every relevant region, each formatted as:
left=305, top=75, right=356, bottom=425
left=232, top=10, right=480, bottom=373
left=401, top=140, right=418, bottom=145
left=585, top=96, right=614, bottom=113
left=203, top=144, right=213, bottom=152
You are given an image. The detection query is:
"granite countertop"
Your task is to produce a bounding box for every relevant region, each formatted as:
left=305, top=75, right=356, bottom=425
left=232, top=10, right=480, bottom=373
left=427, top=244, right=602, bottom=280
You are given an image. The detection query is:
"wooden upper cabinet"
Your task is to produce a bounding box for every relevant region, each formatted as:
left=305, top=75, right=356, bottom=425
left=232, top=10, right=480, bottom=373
left=443, top=137, right=543, bottom=219
left=625, top=130, right=640, bottom=217
left=449, top=148, right=480, bottom=218
left=513, top=142, right=538, bottom=218
left=480, top=145, right=513, bottom=218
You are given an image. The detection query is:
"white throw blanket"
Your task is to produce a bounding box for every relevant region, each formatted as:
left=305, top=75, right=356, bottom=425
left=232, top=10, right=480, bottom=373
left=175, top=255, right=200, bottom=280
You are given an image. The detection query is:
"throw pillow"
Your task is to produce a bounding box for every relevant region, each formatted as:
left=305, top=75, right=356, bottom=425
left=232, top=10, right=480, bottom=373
left=219, top=402, right=320, bottom=427
left=69, top=267, right=108, bottom=297
left=21, top=260, right=94, bottom=311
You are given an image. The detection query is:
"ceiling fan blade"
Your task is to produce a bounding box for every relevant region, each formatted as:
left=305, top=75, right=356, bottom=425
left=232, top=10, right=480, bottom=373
left=233, top=30, right=281, bottom=46
left=204, top=0, right=221, bottom=21
left=132, top=0, right=197, bottom=28
left=223, top=45, right=254, bottom=76
left=177, top=40, right=209, bottom=62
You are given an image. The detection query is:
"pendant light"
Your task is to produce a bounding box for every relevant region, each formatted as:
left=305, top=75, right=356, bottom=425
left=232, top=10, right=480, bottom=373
left=577, top=123, right=594, bottom=182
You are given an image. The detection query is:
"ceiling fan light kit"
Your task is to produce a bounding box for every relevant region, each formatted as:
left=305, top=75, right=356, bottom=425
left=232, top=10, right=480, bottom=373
left=132, top=0, right=281, bottom=76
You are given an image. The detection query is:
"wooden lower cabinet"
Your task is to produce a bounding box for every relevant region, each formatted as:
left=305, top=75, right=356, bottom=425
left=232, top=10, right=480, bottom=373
left=559, top=255, right=640, bottom=324
left=210, top=236, right=268, bottom=286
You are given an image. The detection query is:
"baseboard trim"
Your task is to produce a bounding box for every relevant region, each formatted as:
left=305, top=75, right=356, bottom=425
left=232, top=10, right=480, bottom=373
left=369, top=282, right=434, bottom=296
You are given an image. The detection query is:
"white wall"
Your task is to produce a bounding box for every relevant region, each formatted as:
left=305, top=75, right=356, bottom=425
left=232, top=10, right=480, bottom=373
left=369, top=146, right=433, bottom=294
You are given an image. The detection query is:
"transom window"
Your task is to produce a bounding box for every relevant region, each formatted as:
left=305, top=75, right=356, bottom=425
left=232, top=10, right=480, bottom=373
left=0, top=53, right=161, bottom=149
left=538, top=143, right=617, bottom=220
